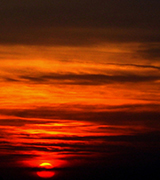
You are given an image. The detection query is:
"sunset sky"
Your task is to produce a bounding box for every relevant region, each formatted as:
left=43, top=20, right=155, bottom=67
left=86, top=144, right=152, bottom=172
left=0, top=1, right=160, bottom=180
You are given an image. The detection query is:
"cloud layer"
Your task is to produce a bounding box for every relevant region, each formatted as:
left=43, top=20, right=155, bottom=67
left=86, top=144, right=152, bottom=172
left=0, top=1, right=160, bottom=46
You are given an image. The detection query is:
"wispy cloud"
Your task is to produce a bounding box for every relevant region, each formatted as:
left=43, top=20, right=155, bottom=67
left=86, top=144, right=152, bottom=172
left=137, top=43, right=160, bottom=60
left=105, top=63, right=160, bottom=70
left=3, top=73, right=160, bottom=85
left=0, top=103, right=160, bottom=128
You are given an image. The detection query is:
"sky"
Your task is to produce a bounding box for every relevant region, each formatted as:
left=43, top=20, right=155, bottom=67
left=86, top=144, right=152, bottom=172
left=0, top=1, right=160, bottom=180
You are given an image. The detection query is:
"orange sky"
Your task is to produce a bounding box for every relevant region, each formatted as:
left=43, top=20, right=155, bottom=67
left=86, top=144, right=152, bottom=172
left=0, top=1, right=160, bottom=179
left=0, top=42, right=160, bottom=172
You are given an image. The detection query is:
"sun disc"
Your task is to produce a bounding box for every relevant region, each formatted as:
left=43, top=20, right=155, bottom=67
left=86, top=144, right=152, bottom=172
left=37, top=171, right=55, bottom=178
left=37, top=162, right=55, bottom=178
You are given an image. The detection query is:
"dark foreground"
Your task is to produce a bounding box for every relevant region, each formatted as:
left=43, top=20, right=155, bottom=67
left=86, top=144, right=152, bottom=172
left=0, top=162, right=159, bottom=180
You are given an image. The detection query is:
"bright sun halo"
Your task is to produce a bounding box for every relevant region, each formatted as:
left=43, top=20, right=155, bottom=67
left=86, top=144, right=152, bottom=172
left=39, top=162, right=53, bottom=169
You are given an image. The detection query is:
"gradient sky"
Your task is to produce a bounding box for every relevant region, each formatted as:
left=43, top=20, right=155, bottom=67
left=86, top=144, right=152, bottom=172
left=0, top=1, right=160, bottom=180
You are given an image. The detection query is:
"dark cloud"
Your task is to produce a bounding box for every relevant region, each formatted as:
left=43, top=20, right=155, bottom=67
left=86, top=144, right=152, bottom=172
left=105, top=63, right=160, bottom=70
left=0, top=104, right=160, bottom=128
left=0, top=118, right=53, bottom=126
left=5, top=73, right=160, bottom=85
left=1, top=131, right=160, bottom=157
left=137, top=43, right=160, bottom=60
left=22, top=131, right=160, bottom=143
left=0, top=0, right=159, bottom=46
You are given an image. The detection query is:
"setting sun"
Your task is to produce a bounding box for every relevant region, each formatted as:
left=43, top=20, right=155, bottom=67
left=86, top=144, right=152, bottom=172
left=37, top=162, right=55, bottom=178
